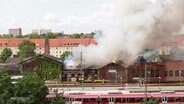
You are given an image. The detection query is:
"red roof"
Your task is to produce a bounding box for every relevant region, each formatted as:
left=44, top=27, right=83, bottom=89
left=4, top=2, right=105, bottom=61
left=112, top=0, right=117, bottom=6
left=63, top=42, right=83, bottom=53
left=0, top=38, right=22, bottom=47
left=49, top=38, right=97, bottom=47
left=30, top=39, right=45, bottom=47
left=0, top=38, right=97, bottom=47
left=0, top=38, right=45, bottom=47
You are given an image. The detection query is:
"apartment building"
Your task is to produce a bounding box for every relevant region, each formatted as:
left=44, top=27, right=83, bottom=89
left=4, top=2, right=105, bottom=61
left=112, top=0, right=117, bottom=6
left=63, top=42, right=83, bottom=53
left=0, top=38, right=97, bottom=58
left=9, top=28, right=22, bottom=36
left=159, top=35, right=184, bottom=55
left=49, top=38, right=97, bottom=57
left=32, top=29, right=52, bottom=34
left=0, top=38, right=46, bottom=56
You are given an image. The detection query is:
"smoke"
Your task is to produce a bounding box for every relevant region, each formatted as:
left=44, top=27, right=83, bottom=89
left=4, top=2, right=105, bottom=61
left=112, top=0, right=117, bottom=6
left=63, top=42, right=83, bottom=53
left=65, top=0, right=184, bottom=67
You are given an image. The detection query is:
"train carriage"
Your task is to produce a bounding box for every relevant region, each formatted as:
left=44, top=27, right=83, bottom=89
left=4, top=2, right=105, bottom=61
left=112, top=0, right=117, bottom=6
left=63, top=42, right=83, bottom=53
left=63, top=91, right=184, bottom=104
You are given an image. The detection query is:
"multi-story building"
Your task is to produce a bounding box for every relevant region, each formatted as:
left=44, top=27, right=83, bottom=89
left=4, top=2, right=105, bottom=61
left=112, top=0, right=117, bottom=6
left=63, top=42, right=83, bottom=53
left=32, top=29, right=52, bottom=34
left=49, top=38, right=97, bottom=57
left=159, top=42, right=177, bottom=55
left=0, top=38, right=96, bottom=58
left=40, top=29, right=51, bottom=34
left=159, top=35, right=184, bottom=55
left=162, top=56, right=184, bottom=82
left=32, top=29, right=40, bottom=34
left=0, top=38, right=46, bottom=56
left=9, top=28, right=22, bottom=36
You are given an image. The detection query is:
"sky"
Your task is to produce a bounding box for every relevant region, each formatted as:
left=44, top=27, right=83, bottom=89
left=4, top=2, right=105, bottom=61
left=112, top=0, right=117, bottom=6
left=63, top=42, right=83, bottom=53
left=0, top=0, right=119, bottom=35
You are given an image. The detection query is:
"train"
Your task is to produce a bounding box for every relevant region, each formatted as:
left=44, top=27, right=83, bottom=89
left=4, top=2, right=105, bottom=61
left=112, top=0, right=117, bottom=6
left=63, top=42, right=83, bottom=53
left=47, top=90, right=184, bottom=104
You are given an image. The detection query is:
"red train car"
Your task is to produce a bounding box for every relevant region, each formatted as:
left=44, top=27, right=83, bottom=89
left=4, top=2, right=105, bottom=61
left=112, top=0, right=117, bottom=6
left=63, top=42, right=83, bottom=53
left=63, top=93, right=184, bottom=104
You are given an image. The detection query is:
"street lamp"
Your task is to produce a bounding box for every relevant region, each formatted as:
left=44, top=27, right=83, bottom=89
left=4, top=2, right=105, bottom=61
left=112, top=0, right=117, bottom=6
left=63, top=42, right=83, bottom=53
left=115, top=71, right=118, bottom=88
left=179, top=71, right=182, bottom=86
left=144, top=64, right=148, bottom=104
left=120, top=77, right=122, bottom=86
left=158, top=77, right=161, bottom=91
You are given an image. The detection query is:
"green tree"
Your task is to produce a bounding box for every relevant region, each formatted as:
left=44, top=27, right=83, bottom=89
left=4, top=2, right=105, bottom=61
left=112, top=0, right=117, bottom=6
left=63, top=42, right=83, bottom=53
left=35, top=61, right=61, bottom=81
left=60, top=51, right=72, bottom=61
left=0, top=69, right=14, bottom=104
left=28, top=33, right=41, bottom=39
left=15, top=35, right=23, bottom=38
left=40, top=32, right=57, bottom=38
left=0, top=48, right=12, bottom=62
left=17, top=40, right=36, bottom=59
left=1, top=34, right=13, bottom=38
left=49, top=92, right=65, bottom=104
left=14, top=74, right=48, bottom=104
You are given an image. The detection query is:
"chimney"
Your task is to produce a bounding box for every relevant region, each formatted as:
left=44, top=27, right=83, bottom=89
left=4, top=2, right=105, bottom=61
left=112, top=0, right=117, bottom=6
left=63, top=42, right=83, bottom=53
left=44, top=38, right=50, bottom=54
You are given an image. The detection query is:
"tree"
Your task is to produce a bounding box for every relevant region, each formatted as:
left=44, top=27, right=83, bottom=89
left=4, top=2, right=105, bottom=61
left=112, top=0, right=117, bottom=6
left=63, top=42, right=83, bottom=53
left=40, top=32, right=57, bottom=39
left=60, top=51, right=72, bottom=61
left=17, top=40, right=36, bottom=59
left=0, top=48, right=12, bottom=62
left=49, top=92, right=65, bottom=104
left=28, top=33, right=41, bottom=39
left=14, top=74, right=48, bottom=104
left=0, top=69, right=14, bottom=104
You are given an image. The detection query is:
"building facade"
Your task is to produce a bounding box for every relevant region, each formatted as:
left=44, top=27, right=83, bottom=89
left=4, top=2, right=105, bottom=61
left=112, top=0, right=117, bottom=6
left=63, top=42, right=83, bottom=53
left=128, top=62, right=165, bottom=83
left=32, top=29, right=52, bottom=34
left=49, top=38, right=97, bottom=57
left=162, top=56, right=184, bottom=82
left=9, top=28, right=22, bottom=36
left=0, top=38, right=97, bottom=58
left=0, top=38, right=46, bottom=56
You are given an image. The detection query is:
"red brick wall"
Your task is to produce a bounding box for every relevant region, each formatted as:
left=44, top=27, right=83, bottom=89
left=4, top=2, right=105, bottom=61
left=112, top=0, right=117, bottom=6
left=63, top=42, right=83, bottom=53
left=164, top=61, right=184, bottom=82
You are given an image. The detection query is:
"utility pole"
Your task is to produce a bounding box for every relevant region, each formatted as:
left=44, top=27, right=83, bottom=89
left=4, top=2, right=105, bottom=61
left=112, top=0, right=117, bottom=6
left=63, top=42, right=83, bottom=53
left=144, top=64, right=147, bottom=104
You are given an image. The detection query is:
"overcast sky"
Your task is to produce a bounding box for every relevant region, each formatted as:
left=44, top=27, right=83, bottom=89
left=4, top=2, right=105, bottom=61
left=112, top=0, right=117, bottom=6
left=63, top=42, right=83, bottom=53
left=0, top=0, right=119, bottom=34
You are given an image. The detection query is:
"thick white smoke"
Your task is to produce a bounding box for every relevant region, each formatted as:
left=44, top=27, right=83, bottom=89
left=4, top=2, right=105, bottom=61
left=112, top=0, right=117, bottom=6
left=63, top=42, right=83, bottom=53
left=66, top=0, right=184, bottom=67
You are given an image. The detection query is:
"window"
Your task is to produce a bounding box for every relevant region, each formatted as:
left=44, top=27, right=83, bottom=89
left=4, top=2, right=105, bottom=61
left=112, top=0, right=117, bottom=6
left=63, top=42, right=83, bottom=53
left=175, top=70, right=179, bottom=76
left=155, top=70, right=160, bottom=77
left=164, top=71, right=167, bottom=77
left=169, top=71, right=173, bottom=77
left=132, top=70, right=138, bottom=77
left=182, top=71, right=184, bottom=76
left=150, top=70, right=154, bottom=77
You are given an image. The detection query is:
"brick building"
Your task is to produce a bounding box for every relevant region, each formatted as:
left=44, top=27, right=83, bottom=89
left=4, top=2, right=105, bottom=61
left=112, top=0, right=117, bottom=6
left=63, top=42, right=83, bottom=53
left=128, top=62, right=165, bottom=83
left=162, top=56, right=184, bottom=82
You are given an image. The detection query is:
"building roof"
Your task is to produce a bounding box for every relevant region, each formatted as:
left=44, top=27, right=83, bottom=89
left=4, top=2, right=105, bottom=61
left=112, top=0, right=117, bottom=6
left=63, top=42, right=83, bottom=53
left=160, top=55, right=184, bottom=62
left=0, top=38, right=97, bottom=47
left=49, top=38, right=97, bottom=47
left=20, top=54, right=62, bottom=64
left=0, top=38, right=45, bottom=47
left=0, top=38, right=22, bottom=47
left=29, top=39, right=45, bottom=47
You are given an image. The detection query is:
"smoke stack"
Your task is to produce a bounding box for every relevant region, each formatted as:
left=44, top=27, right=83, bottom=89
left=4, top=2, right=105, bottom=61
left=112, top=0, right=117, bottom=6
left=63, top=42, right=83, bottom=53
left=44, top=38, right=50, bottom=54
